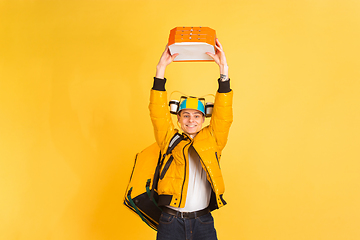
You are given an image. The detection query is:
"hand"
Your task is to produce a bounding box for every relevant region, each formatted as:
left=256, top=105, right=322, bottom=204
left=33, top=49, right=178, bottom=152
left=155, top=45, right=179, bottom=79
left=206, top=39, right=229, bottom=80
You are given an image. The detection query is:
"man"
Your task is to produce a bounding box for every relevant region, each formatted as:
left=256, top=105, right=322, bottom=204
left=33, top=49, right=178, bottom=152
left=149, top=39, right=233, bottom=240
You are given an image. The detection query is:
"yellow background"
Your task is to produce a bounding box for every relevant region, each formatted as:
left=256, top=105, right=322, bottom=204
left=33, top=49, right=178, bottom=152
left=1, top=0, right=360, bottom=239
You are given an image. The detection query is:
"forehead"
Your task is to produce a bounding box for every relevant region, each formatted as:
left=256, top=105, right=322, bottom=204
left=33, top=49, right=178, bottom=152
left=180, top=109, right=203, bottom=115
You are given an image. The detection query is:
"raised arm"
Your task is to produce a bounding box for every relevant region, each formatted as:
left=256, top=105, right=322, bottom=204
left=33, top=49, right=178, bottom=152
left=206, top=39, right=233, bottom=150
left=155, top=45, right=179, bottom=79
left=149, top=45, right=179, bottom=149
left=206, top=38, right=229, bottom=82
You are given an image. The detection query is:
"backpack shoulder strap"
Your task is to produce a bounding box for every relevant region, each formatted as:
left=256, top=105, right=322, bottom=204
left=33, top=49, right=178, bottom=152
left=165, top=132, right=183, bottom=155
left=151, top=132, right=184, bottom=200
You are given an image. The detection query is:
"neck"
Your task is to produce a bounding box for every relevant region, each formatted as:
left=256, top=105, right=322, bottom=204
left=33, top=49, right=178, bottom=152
left=188, top=132, right=198, bottom=139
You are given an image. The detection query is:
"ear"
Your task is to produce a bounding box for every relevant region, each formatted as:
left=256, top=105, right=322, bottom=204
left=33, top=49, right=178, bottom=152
left=177, top=114, right=181, bottom=122
left=202, top=116, right=205, bottom=123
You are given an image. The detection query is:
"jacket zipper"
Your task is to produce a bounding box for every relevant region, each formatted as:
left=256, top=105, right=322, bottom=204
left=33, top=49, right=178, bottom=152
left=178, top=140, right=192, bottom=207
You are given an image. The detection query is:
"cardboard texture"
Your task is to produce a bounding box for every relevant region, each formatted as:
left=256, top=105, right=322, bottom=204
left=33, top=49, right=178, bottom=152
left=168, top=27, right=216, bottom=62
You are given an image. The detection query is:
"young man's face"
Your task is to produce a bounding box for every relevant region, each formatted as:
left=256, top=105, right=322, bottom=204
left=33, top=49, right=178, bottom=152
left=177, top=109, right=205, bottom=138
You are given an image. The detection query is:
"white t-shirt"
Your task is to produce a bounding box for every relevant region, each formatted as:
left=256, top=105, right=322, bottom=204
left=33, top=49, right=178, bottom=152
left=168, top=145, right=212, bottom=212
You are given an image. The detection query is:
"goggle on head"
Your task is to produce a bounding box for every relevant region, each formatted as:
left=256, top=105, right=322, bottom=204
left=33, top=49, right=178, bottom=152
left=169, top=95, right=214, bottom=118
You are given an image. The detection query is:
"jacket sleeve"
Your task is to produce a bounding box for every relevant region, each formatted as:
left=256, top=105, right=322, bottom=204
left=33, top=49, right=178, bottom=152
left=209, top=79, right=233, bottom=151
left=149, top=78, right=176, bottom=150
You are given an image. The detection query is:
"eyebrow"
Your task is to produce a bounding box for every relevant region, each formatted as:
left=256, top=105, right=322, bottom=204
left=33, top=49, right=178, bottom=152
left=182, top=112, right=202, bottom=116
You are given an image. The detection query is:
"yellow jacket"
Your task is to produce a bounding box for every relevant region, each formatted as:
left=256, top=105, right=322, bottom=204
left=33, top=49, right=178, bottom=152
left=149, top=86, right=233, bottom=211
